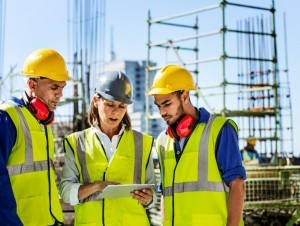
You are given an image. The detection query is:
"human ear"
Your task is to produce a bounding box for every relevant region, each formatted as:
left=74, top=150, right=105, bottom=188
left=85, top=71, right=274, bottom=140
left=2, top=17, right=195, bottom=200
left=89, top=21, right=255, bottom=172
left=28, top=78, right=38, bottom=90
left=182, top=91, right=189, bottom=103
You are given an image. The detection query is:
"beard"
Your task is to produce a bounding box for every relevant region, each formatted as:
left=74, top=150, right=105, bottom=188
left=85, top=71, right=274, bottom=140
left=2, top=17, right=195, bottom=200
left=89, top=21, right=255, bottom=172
left=167, top=102, right=185, bottom=126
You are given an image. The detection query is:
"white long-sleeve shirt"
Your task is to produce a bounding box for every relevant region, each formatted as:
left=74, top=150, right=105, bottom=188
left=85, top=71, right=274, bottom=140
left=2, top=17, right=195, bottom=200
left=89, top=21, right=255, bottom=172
left=59, top=125, right=157, bottom=206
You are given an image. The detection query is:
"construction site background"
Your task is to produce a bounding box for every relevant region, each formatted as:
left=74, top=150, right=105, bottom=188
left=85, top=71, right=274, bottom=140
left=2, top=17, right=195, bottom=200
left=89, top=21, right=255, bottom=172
left=1, top=0, right=300, bottom=225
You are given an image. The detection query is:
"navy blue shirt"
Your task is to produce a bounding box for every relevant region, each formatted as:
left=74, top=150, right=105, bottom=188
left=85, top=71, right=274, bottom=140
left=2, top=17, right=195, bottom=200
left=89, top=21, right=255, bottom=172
left=0, top=97, right=24, bottom=225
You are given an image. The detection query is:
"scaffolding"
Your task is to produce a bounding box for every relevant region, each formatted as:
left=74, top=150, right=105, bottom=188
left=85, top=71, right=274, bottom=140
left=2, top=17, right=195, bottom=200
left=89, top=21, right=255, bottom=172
left=145, top=0, right=294, bottom=161
left=66, top=0, right=106, bottom=132
left=146, top=1, right=298, bottom=224
left=0, top=0, right=6, bottom=101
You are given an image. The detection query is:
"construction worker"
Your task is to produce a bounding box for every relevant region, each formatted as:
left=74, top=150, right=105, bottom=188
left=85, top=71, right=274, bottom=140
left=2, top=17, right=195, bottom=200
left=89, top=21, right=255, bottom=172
left=59, top=71, right=157, bottom=226
left=0, top=49, right=72, bottom=225
left=240, top=137, right=261, bottom=165
left=148, top=65, right=246, bottom=226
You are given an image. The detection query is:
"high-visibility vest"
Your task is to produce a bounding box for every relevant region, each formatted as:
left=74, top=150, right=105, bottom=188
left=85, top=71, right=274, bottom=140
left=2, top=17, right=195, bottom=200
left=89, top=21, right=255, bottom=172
left=157, top=114, right=243, bottom=226
left=65, top=128, right=153, bottom=226
left=0, top=100, right=63, bottom=225
left=241, top=149, right=257, bottom=161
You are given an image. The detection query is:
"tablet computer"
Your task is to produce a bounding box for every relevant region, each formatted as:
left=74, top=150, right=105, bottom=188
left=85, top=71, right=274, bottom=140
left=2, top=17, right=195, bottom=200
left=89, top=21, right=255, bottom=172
left=97, top=184, right=155, bottom=199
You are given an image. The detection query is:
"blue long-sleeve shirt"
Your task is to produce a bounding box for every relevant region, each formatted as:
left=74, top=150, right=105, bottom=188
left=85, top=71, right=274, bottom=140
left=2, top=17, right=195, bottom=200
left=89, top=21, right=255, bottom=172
left=0, top=97, right=24, bottom=225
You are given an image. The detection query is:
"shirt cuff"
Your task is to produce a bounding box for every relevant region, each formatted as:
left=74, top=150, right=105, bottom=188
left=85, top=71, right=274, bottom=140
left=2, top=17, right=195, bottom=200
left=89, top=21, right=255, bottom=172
left=222, top=166, right=247, bottom=186
left=70, top=183, right=81, bottom=206
left=144, top=190, right=158, bottom=209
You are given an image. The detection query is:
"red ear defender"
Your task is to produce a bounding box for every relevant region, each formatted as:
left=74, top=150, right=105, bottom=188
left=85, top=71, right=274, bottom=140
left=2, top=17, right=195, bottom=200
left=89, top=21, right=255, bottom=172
left=30, top=98, right=55, bottom=125
left=39, top=111, right=54, bottom=125
left=23, top=93, right=55, bottom=125
left=30, top=98, right=49, bottom=120
left=166, top=125, right=179, bottom=140
left=166, top=115, right=195, bottom=139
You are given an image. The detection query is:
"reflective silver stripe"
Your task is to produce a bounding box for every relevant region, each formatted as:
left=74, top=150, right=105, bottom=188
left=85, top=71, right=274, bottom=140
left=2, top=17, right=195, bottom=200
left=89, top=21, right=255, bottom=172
left=7, top=160, right=54, bottom=176
left=199, top=114, right=229, bottom=192
left=133, top=130, right=143, bottom=184
left=15, top=107, right=33, bottom=165
left=6, top=105, right=53, bottom=176
left=76, top=131, right=91, bottom=184
left=163, top=114, right=229, bottom=197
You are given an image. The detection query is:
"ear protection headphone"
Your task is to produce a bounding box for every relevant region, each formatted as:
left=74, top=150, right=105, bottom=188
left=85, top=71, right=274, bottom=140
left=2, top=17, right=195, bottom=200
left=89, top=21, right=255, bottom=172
left=166, top=115, right=196, bottom=140
left=22, top=92, right=54, bottom=125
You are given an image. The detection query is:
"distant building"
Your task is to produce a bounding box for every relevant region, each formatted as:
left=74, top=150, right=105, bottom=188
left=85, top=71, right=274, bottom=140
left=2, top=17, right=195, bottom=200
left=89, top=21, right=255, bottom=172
left=98, top=60, right=165, bottom=139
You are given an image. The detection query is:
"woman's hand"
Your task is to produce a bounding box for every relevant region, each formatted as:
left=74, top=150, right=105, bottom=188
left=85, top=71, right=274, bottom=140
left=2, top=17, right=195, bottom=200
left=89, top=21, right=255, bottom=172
left=131, top=188, right=153, bottom=206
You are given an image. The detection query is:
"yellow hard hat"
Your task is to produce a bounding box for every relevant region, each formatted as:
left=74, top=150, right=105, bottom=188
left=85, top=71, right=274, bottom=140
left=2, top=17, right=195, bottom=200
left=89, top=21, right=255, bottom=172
left=247, top=137, right=256, bottom=146
left=147, top=64, right=197, bottom=95
left=22, top=48, right=72, bottom=81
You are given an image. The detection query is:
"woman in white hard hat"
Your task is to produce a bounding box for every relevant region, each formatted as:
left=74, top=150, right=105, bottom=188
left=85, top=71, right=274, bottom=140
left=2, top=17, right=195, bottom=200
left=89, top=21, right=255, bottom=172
left=59, top=71, right=156, bottom=226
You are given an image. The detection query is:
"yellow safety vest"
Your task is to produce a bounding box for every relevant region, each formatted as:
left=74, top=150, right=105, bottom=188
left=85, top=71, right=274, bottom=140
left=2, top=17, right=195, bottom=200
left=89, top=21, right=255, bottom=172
left=241, top=149, right=257, bottom=161
left=65, top=128, right=154, bottom=226
left=157, top=114, right=243, bottom=226
left=0, top=100, right=63, bottom=225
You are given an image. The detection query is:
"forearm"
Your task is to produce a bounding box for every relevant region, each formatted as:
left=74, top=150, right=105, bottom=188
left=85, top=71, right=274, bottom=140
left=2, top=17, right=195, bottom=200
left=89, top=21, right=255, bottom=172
left=227, top=177, right=245, bottom=226
left=78, top=182, right=102, bottom=201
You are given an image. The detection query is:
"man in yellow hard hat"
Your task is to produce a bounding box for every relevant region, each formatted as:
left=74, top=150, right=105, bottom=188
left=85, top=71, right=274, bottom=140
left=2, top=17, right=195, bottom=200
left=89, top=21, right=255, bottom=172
left=0, top=48, right=72, bottom=225
left=240, top=137, right=261, bottom=165
left=148, top=64, right=246, bottom=226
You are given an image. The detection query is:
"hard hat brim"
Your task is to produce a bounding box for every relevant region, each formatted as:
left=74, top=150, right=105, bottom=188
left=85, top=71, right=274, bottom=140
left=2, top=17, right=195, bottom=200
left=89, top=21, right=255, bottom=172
left=147, top=88, right=177, bottom=95
left=147, top=87, right=196, bottom=95
left=98, top=91, right=133, bottom=105
left=22, top=72, right=72, bottom=81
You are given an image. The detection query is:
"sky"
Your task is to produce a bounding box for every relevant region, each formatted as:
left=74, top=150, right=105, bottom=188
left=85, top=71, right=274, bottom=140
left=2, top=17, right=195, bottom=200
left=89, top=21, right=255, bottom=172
left=2, top=0, right=300, bottom=155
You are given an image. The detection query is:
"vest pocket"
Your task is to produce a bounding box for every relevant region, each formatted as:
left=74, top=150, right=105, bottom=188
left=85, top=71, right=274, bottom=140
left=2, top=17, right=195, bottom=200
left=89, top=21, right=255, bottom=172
left=18, top=195, right=51, bottom=225
left=123, top=214, right=150, bottom=226
left=75, top=201, right=102, bottom=224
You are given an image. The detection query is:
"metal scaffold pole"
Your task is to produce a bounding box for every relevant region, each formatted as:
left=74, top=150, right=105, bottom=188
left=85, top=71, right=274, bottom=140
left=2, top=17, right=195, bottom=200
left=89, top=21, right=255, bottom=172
left=67, top=0, right=106, bottom=132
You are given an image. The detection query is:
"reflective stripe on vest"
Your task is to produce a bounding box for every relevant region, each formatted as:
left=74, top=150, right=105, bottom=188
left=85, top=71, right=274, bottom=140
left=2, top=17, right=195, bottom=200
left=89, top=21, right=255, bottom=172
left=5, top=102, right=54, bottom=176
left=75, top=130, right=144, bottom=201
left=162, top=114, right=229, bottom=197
